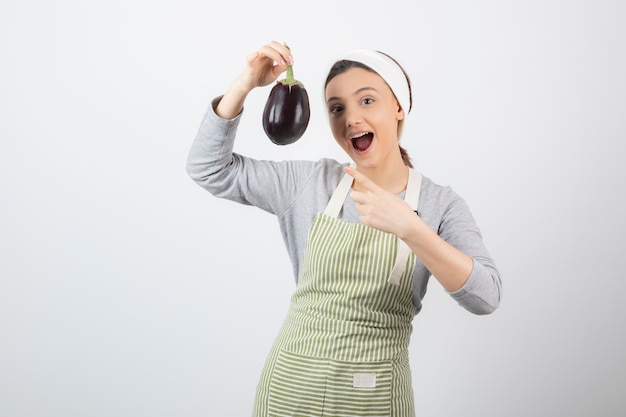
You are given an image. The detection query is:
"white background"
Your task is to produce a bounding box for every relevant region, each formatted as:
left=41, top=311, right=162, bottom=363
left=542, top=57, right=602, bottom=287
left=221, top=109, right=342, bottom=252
left=1, top=0, right=625, bottom=416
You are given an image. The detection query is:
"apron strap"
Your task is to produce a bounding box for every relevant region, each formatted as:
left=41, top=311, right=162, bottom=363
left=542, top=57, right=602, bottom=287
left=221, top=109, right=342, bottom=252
left=404, top=167, right=422, bottom=215
left=324, top=164, right=355, bottom=218
left=388, top=168, right=422, bottom=285
left=323, top=165, right=423, bottom=286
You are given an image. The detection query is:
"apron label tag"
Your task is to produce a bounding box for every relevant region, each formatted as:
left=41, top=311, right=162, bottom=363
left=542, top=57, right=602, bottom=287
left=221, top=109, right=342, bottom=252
left=353, top=373, right=377, bottom=389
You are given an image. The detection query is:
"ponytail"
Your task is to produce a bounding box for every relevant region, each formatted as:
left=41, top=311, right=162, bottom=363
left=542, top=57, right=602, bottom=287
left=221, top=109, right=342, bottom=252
left=399, top=145, right=413, bottom=168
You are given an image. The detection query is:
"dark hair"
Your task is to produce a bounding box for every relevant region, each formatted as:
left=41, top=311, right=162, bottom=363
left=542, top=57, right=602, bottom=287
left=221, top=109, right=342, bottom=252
left=324, top=55, right=414, bottom=168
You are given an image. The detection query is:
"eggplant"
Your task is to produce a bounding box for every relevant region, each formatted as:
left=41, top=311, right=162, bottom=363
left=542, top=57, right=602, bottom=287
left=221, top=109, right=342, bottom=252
left=262, top=62, right=310, bottom=145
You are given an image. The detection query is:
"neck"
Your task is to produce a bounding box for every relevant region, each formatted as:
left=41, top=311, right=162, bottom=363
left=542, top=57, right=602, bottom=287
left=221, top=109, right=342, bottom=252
left=354, top=162, right=409, bottom=194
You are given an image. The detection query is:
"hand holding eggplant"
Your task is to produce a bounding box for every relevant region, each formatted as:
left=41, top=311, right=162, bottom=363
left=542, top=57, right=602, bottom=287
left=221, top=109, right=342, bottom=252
left=262, top=44, right=311, bottom=145
left=242, top=42, right=293, bottom=91
left=215, top=41, right=293, bottom=120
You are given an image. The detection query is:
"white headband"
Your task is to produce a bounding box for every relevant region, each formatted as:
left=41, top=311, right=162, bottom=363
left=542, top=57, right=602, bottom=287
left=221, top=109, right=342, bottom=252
left=332, top=49, right=411, bottom=114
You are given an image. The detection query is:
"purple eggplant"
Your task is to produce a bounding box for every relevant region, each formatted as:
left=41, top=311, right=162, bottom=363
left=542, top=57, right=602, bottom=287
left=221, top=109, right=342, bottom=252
left=262, top=63, right=310, bottom=145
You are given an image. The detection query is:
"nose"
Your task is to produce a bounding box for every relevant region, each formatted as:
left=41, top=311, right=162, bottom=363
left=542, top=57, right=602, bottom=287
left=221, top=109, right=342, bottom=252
left=344, top=104, right=362, bottom=127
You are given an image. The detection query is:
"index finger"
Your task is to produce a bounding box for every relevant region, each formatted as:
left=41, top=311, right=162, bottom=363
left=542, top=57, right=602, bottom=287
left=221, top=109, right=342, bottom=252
left=258, top=41, right=294, bottom=66
left=343, top=166, right=379, bottom=192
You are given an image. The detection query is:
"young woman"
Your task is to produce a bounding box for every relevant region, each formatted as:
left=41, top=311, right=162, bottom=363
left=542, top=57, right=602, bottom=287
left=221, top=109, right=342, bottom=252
left=187, top=40, right=502, bottom=417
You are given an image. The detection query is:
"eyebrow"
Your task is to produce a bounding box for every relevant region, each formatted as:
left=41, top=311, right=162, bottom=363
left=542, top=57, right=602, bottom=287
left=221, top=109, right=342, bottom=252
left=326, top=86, right=379, bottom=103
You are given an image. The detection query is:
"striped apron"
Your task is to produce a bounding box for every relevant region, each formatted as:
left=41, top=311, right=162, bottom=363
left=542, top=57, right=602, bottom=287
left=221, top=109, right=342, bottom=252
left=253, top=168, right=422, bottom=417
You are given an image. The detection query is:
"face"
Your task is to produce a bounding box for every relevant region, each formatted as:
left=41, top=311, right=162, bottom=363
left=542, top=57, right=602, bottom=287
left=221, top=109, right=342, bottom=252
left=325, top=67, right=405, bottom=169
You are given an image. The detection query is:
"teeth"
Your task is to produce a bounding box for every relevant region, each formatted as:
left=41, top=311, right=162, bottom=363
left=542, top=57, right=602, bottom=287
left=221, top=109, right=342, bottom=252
left=351, top=132, right=368, bottom=139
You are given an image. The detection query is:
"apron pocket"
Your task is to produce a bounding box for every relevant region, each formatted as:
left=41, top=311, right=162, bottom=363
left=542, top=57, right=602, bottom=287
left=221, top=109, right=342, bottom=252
left=268, top=350, right=327, bottom=417
left=324, top=356, right=392, bottom=417
left=268, top=350, right=392, bottom=417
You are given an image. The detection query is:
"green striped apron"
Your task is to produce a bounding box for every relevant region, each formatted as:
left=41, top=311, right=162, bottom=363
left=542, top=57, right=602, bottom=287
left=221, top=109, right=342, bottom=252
left=253, top=168, right=422, bottom=417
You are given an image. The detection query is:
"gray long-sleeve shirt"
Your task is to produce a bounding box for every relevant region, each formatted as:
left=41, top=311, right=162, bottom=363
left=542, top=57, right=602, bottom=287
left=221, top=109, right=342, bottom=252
left=186, top=97, right=502, bottom=315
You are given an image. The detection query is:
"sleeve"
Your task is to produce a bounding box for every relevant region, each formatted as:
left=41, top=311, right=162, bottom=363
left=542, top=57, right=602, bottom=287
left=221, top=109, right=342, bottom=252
left=437, top=188, right=503, bottom=315
left=185, top=96, right=316, bottom=217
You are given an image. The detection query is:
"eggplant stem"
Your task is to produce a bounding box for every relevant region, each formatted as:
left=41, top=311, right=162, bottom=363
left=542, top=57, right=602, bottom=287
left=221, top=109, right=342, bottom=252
left=282, top=42, right=297, bottom=88
left=285, top=64, right=295, bottom=84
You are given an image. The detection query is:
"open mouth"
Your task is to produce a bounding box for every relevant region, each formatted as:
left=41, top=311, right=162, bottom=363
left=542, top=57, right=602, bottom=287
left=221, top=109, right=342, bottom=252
left=351, top=132, right=374, bottom=151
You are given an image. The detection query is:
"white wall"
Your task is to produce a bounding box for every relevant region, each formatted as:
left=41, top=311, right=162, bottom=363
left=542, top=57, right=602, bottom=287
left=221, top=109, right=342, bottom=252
left=1, top=1, right=625, bottom=416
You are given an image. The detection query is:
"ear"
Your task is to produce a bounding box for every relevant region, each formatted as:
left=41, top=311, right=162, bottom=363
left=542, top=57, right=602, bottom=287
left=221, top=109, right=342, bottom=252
left=396, top=102, right=405, bottom=121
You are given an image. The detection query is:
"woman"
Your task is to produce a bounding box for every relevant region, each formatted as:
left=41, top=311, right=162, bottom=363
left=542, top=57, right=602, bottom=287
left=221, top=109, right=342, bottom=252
left=187, top=41, right=502, bottom=417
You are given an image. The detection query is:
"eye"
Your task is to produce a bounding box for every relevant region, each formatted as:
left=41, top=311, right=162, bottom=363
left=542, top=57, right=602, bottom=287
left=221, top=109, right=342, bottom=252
left=361, top=97, right=375, bottom=105
left=329, top=104, right=344, bottom=115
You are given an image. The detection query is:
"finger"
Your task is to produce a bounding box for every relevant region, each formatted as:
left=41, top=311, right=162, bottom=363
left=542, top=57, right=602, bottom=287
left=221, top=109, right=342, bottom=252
left=349, top=190, right=367, bottom=204
left=343, top=166, right=379, bottom=192
left=258, top=42, right=293, bottom=66
left=269, top=40, right=294, bottom=64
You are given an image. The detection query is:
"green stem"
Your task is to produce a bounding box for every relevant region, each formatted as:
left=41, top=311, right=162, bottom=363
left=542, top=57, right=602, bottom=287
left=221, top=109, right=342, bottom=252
left=283, top=42, right=296, bottom=85
left=285, top=64, right=295, bottom=84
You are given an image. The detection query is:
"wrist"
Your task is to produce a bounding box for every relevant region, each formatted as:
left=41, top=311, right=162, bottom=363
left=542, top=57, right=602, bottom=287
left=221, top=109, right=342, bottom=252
left=397, top=207, right=426, bottom=242
left=216, top=79, right=251, bottom=119
left=230, top=73, right=256, bottom=96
